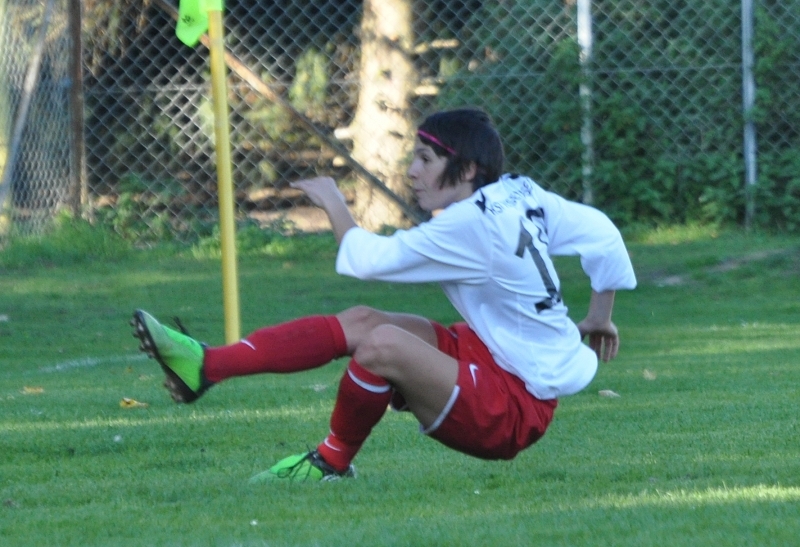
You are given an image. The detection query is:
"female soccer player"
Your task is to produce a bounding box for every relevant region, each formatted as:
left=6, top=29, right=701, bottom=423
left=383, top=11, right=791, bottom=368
left=132, top=107, right=637, bottom=481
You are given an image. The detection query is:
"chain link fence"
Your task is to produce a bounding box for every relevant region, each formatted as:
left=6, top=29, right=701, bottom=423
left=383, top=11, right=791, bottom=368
left=1, top=0, right=799, bottom=242
left=0, top=0, right=72, bottom=237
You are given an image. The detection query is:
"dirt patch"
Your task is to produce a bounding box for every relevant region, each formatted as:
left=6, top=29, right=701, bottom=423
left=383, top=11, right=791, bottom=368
left=249, top=206, right=332, bottom=233
left=652, top=248, right=796, bottom=287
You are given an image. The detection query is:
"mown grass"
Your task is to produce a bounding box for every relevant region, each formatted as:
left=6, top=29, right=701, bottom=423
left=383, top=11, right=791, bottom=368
left=1, top=223, right=799, bottom=546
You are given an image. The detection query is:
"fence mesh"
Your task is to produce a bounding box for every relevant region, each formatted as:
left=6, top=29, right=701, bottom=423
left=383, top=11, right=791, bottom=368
left=1, top=0, right=799, bottom=242
left=0, top=0, right=72, bottom=236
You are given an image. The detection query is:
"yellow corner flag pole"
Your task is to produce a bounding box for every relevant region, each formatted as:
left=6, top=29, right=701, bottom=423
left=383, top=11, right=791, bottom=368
left=207, top=6, right=241, bottom=344
left=176, top=0, right=240, bottom=343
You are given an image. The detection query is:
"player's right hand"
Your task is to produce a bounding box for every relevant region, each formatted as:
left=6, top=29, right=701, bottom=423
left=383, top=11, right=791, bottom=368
left=290, top=176, right=346, bottom=210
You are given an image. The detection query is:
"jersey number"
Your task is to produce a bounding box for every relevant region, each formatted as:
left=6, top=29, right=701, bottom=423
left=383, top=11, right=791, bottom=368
left=515, top=209, right=561, bottom=312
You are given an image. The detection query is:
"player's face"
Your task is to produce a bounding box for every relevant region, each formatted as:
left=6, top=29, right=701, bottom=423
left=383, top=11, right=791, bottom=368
left=407, top=139, right=472, bottom=212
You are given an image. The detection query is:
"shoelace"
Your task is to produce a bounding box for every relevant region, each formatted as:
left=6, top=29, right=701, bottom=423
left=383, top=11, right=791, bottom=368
left=275, top=452, right=319, bottom=479
left=276, top=451, right=346, bottom=480
left=173, top=316, right=191, bottom=336
left=172, top=316, right=209, bottom=351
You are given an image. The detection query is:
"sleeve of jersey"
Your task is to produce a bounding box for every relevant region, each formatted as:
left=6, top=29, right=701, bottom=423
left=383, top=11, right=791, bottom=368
left=541, top=190, right=637, bottom=292
left=335, top=207, right=489, bottom=284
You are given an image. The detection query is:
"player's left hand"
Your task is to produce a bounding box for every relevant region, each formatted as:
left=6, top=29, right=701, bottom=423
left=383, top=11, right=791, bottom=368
left=577, top=319, right=619, bottom=362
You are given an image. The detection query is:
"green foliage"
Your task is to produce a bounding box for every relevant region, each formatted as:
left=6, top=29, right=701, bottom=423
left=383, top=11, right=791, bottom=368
left=439, top=2, right=583, bottom=198
left=591, top=92, right=666, bottom=224
left=749, top=4, right=800, bottom=232
left=289, top=48, right=330, bottom=121
left=0, top=210, right=133, bottom=269
left=753, top=150, right=800, bottom=232
left=190, top=219, right=337, bottom=260
left=753, top=4, right=800, bottom=138
left=74, top=0, right=800, bottom=241
left=93, top=172, right=216, bottom=244
left=620, top=221, right=721, bottom=245
left=235, top=48, right=334, bottom=188
left=436, top=0, right=800, bottom=232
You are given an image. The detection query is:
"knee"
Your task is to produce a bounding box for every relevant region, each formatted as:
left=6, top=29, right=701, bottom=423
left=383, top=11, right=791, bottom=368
left=353, top=324, right=405, bottom=374
left=337, top=305, right=382, bottom=328
left=337, top=306, right=388, bottom=350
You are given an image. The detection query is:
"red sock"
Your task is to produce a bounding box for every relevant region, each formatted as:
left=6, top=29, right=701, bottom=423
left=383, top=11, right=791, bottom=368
left=202, top=315, right=348, bottom=382
left=316, top=360, right=391, bottom=472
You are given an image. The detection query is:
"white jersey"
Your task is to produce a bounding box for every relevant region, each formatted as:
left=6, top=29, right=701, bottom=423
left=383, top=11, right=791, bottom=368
left=336, top=174, right=637, bottom=400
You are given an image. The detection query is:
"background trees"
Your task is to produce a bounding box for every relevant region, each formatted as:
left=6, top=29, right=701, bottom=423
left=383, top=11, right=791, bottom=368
left=1, top=0, right=798, bottom=240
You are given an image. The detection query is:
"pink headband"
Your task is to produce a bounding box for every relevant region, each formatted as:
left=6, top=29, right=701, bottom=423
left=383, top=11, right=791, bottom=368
left=417, top=129, right=456, bottom=155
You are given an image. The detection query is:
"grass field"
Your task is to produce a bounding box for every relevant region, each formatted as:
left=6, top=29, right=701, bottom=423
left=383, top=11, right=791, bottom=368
left=1, top=225, right=799, bottom=546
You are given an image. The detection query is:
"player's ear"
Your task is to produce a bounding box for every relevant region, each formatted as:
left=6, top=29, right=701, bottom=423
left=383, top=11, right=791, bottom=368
left=462, top=161, right=478, bottom=184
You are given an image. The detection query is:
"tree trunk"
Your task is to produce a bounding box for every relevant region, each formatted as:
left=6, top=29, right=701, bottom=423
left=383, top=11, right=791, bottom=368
left=350, top=0, right=415, bottom=231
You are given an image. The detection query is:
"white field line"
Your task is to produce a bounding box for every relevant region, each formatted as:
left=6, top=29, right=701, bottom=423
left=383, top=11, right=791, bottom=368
left=39, top=354, right=147, bottom=373
left=1, top=354, right=148, bottom=380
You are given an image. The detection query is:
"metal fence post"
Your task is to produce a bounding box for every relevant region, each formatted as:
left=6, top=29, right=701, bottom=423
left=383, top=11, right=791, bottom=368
left=742, top=0, right=757, bottom=230
left=577, top=0, right=594, bottom=206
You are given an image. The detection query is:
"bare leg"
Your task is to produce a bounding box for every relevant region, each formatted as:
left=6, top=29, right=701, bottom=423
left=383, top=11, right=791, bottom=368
left=336, top=306, right=458, bottom=425
left=289, top=306, right=459, bottom=474
left=358, top=326, right=458, bottom=428
left=336, top=305, right=439, bottom=351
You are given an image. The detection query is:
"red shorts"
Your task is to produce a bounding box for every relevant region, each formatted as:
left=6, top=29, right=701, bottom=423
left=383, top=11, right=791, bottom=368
left=424, top=322, right=557, bottom=460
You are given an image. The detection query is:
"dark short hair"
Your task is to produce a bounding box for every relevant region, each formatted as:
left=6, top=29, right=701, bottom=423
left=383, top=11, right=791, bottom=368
left=417, top=107, right=505, bottom=190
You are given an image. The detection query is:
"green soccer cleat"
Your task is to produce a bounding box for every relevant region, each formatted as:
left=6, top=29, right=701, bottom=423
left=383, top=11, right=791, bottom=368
left=131, top=309, right=213, bottom=403
left=248, top=450, right=356, bottom=483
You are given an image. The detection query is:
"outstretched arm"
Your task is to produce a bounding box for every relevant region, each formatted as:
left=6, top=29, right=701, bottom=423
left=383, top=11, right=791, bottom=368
left=576, top=290, right=619, bottom=362
left=290, top=176, right=357, bottom=245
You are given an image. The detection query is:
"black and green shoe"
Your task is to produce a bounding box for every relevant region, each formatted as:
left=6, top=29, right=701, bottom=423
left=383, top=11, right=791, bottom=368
left=131, top=309, right=213, bottom=403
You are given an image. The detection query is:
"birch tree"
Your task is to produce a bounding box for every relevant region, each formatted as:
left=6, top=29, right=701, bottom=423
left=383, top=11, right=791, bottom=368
left=349, top=0, right=416, bottom=230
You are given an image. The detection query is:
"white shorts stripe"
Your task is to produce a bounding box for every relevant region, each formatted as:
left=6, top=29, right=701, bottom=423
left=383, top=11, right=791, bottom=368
left=420, top=385, right=460, bottom=435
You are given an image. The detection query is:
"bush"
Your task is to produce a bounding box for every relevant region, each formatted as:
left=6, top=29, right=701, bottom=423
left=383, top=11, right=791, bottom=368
left=190, top=219, right=337, bottom=260
left=0, top=211, right=134, bottom=269
left=436, top=0, right=800, bottom=232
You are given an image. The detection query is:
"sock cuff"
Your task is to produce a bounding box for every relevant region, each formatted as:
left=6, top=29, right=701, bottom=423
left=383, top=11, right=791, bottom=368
left=323, top=315, right=349, bottom=357
left=317, top=435, right=357, bottom=473
left=347, top=360, right=391, bottom=393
